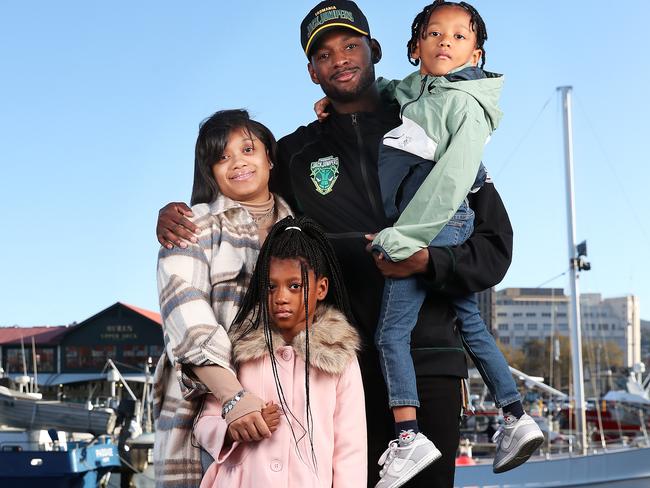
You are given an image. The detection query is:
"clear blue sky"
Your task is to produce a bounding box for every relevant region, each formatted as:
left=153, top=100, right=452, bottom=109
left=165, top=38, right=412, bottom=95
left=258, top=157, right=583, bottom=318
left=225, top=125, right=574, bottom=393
left=2, top=1, right=649, bottom=326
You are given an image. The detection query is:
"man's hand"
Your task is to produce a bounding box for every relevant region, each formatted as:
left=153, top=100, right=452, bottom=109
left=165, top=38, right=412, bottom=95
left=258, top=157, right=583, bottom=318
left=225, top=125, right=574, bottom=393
left=156, top=202, right=199, bottom=249
left=365, top=234, right=429, bottom=279
left=226, top=410, right=272, bottom=443
left=314, top=96, right=331, bottom=122
left=261, top=402, right=281, bottom=433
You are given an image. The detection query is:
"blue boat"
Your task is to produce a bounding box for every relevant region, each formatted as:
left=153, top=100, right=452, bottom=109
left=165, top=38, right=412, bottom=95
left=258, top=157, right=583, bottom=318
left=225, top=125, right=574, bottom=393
left=0, top=435, right=121, bottom=488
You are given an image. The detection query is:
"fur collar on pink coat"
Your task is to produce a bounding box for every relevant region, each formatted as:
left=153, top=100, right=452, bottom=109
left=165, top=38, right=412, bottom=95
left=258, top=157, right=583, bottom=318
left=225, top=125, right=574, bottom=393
left=230, top=305, right=361, bottom=375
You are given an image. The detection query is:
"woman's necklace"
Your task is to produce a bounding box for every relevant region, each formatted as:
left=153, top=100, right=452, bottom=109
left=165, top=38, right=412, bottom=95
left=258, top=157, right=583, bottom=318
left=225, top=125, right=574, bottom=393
left=251, top=204, right=275, bottom=224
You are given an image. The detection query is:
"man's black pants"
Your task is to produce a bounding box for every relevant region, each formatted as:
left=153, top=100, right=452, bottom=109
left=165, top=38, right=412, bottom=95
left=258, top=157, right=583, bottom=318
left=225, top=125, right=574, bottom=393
left=363, top=360, right=462, bottom=488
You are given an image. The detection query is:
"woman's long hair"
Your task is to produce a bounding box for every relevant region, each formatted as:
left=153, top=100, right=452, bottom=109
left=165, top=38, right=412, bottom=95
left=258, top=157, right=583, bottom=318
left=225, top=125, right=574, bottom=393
left=231, top=216, right=353, bottom=468
left=190, top=109, right=278, bottom=205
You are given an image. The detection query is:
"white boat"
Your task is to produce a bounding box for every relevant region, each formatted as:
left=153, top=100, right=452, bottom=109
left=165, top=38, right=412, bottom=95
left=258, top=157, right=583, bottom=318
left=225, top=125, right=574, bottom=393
left=455, top=86, right=650, bottom=487
left=0, top=385, right=116, bottom=436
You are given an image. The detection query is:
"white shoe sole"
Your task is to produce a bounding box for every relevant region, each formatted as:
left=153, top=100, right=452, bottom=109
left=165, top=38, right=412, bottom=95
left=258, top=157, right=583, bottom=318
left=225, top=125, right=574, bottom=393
left=493, top=430, right=544, bottom=474
left=380, top=446, right=442, bottom=488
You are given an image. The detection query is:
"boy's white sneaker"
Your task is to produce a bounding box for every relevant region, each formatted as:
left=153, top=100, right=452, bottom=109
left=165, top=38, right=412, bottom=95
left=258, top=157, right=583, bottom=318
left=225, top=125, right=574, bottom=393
left=492, top=413, right=544, bottom=473
left=375, top=430, right=441, bottom=488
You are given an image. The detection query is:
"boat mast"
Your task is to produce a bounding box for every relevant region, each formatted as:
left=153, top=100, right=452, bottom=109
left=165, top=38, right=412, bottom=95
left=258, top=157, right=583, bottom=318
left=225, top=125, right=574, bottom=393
left=558, top=86, right=587, bottom=454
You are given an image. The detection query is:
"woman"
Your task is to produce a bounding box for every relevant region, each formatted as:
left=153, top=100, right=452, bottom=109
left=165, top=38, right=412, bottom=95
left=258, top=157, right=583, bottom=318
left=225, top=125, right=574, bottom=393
left=153, top=109, right=292, bottom=487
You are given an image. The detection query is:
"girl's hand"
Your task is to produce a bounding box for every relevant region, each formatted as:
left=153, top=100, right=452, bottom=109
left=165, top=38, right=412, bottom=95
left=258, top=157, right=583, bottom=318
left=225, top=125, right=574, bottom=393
left=314, top=97, right=331, bottom=122
left=261, top=401, right=281, bottom=433
left=227, top=411, right=272, bottom=443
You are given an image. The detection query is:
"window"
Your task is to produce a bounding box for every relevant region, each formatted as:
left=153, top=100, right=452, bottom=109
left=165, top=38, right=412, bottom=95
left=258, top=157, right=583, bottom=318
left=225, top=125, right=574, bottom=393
left=528, top=324, right=538, bottom=330
left=557, top=312, right=567, bottom=318
left=499, top=337, right=510, bottom=345
left=65, top=345, right=116, bottom=370
left=149, top=345, right=165, bottom=359
left=498, top=324, right=509, bottom=331
left=121, top=345, right=148, bottom=367
left=543, top=323, right=552, bottom=330
left=513, top=312, right=523, bottom=317
left=526, top=312, right=536, bottom=317
left=559, top=323, right=568, bottom=331
left=542, top=312, right=552, bottom=317
left=515, top=337, right=525, bottom=346
left=497, top=312, right=507, bottom=317
left=5, top=348, right=55, bottom=373
left=514, top=323, right=524, bottom=331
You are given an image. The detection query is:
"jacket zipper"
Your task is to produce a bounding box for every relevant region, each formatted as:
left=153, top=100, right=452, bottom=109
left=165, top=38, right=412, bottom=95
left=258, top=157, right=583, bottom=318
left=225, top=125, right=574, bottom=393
left=399, top=74, right=428, bottom=118
left=351, top=113, right=382, bottom=221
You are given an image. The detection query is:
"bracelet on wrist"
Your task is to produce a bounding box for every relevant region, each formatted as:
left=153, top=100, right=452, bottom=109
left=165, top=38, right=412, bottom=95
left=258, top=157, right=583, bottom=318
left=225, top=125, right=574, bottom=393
left=221, top=389, right=246, bottom=419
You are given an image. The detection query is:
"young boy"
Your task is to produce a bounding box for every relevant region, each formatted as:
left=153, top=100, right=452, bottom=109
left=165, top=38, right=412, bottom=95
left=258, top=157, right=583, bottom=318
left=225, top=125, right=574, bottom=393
left=369, top=2, right=544, bottom=486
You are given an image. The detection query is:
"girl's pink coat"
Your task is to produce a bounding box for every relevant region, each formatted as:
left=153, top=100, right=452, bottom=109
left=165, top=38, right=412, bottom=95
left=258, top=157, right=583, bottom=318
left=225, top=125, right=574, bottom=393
left=194, top=306, right=367, bottom=488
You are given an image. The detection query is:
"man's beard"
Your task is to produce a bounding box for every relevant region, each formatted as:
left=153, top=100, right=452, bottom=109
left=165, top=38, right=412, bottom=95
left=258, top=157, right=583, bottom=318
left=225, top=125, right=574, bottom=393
left=321, top=64, right=376, bottom=103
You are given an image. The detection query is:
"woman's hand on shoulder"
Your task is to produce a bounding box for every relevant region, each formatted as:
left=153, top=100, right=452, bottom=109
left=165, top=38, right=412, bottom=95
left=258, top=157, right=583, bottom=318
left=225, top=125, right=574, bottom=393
left=156, top=202, right=199, bottom=249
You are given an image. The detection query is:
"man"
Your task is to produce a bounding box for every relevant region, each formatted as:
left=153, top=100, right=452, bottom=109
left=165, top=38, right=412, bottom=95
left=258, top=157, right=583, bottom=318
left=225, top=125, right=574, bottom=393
left=157, top=2, right=513, bottom=486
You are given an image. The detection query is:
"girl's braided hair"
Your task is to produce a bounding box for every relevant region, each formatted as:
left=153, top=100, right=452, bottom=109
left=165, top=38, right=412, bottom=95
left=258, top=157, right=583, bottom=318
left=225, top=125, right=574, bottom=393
left=407, top=0, right=488, bottom=68
left=231, top=215, right=353, bottom=469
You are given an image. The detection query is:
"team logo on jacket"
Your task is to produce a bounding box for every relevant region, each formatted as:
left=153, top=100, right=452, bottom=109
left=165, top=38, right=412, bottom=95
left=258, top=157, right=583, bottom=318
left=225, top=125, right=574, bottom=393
left=310, top=156, right=339, bottom=195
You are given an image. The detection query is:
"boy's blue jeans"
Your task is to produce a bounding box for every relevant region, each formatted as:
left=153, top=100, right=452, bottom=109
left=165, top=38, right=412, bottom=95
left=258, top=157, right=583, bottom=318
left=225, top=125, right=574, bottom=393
left=375, top=201, right=521, bottom=409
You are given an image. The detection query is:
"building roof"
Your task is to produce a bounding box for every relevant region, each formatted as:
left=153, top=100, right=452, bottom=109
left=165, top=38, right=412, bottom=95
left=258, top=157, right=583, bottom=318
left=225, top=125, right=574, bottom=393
left=0, top=326, right=68, bottom=346
left=120, top=303, right=161, bottom=325
left=0, top=302, right=161, bottom=346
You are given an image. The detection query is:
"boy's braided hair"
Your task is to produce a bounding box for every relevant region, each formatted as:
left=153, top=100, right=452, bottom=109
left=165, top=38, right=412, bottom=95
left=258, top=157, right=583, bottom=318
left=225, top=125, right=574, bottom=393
left=407, top=0, right=488, bottom=68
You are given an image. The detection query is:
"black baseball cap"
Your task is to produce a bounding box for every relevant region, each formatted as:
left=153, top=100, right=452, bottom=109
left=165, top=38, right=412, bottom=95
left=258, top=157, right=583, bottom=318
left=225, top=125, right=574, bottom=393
left=300, top=1, right=370, bottom=58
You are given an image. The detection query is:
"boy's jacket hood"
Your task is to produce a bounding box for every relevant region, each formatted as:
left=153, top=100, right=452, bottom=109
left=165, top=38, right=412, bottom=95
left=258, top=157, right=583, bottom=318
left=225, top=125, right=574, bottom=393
left=229, top=305, right=360, bottom=375
left=400, top=64, right=504, bottom=131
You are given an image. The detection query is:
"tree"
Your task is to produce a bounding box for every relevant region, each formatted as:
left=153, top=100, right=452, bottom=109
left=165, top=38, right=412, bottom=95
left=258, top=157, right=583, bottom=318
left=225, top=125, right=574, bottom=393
left=513, top=337, right=624, bottom=394
left=495, top=342, right=525, bottom=370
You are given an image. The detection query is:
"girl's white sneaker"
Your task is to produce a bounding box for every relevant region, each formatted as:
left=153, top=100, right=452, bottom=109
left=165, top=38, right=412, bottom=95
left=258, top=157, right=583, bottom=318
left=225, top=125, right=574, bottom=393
left=375, top=430, right=442, bottom=488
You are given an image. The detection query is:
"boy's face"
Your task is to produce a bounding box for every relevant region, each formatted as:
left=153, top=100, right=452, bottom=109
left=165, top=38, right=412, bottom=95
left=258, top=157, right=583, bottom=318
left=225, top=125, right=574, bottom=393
left=412, top=6, right=482, bottom=76
left=267, top=257, right=328, bottom=342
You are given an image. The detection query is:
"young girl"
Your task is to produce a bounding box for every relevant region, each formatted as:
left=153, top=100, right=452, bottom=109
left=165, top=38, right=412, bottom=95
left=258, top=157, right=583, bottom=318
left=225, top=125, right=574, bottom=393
left=193, top=216, right=367, bottom=488
left=154, top=109, right=294, bottom=487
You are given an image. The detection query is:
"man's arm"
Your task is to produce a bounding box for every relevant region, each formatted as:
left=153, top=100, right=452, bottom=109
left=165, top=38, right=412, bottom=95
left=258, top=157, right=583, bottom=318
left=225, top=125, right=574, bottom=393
left=424, top=181, right=513, bottom=295
left=370, top=182, right=513, bottom=296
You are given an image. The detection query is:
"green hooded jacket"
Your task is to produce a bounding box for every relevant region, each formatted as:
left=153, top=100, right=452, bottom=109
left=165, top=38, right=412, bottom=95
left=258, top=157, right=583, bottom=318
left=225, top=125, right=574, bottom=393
left=372, top=65, right=504, bottom=261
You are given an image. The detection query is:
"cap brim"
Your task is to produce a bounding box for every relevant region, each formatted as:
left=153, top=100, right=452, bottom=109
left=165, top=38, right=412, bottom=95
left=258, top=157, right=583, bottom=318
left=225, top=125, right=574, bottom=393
left=304, top=23, right=369, bottom=56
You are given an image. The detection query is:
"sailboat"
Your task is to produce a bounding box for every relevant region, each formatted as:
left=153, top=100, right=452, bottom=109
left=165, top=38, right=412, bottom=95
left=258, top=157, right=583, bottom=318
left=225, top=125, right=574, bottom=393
left=453, top=87, right=650, bottom=487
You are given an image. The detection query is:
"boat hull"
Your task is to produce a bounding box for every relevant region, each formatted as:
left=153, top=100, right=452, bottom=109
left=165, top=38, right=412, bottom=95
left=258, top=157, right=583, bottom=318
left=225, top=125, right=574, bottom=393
left=0, top=437, right=120, bottom=488
left=454, top=445, right=650, bottom=488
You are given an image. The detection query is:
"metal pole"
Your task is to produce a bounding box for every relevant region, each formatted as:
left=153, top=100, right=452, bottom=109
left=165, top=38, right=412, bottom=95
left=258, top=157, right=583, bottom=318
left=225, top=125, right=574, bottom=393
left=558, top=86, right=587, bottom=454
left=31, top=337, right=39, bottom=393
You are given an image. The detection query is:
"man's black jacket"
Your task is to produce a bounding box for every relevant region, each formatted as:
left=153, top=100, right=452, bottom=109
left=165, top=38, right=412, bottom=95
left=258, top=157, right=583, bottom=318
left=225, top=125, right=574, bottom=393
left=273, top=103, right=513, bottom=380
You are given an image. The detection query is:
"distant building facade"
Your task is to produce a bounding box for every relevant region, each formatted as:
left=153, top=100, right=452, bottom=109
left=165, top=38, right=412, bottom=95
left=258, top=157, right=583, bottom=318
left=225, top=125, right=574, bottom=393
left=495, top=288, right=641, bottom=367
left=477, top=287, right=497, bottom=334
left=640, top=319, right=650, bottom=366
left=0, top=302, right=163, bottom=386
